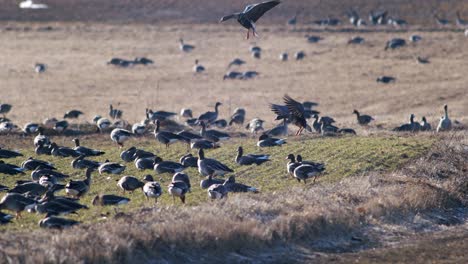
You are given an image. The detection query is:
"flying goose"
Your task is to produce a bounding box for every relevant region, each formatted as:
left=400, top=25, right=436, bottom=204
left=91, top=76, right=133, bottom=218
left=437, top=104, right=452, bottom=132
left=72, top=138, right=104, bottom=157
left=23, top=123, right=39, bottom=134
left=193, top=59, right=205, bottom=73
left=191, top=139, right=219, bottom=150
left=228, top=58, right=246, bottom=68
left=117, top=176, right=145, bottom=193
left=0, top=148, right=23, bottom=159
left=0, top=161, right=25, bottom=175
left=270, top=95, right=308, bottom=135
left=179, top=38, right=195, bottom=53
left=109, top=104, right=123, bottom=119
left=393, top=114, right=419, bottom=132
left=219, top=0, right=281, bottom=39
left=39, top=216, right=79, bottom=229
left=142, top=175, right=162, bottom=203
left=207, top=184, right=228, bottom=199
left=154, top=157, right=185, bottom=174
left=236, top=146, right=270, bottom=165
left=65, top=168, right=93, bottom=198
left=223, top=176, right=258, bottom=193
left=420, top=117, right=432, bottom=131
left=200, top=122, right=230, bottom=142
left=257, top=134, right=286, bottom=147
left=197, top=148, right=233, bottom=177
left=110, top=128, right=133, bottom=147
left=63, top=110, right=83, bottom=119
left=293, top=164, right=325, bottom=184
left=377, top=76, right=396, bottom=84
left=180, top=153, right=198, bottom=168
left=385, top=38, right=406, bottom=50
left=168, top=181, right=189, bottom=204
left=154, top=120, right=188, bottom=148
left=92, top=194, right=130, bottom=206
left=173, top=172, right=191, bottom=192
left=98, top=161, right=125, bottom=175
left=71, top=155, right=101, bottom=170
left=0, top=104, right=12, bottom=117
left=0, top=193, right=36, bottom=218
left=50, top=143, right=81, bottom=158
left=34, top=63, right=46, bottom=73
left=21, top=157, right=55, bottom=171
left=353, top=110, right=374, bottom=125
left=198, top=102, right=222, bottom=124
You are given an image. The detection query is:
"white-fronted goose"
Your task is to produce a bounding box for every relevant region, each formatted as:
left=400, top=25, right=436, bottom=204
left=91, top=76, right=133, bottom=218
left=23, top=123, right=39, bottom=134
left=154, top=157, right=185, bottom=174
left=257, top=134, right=286, bottom=147
left=9, top=182, right=47, bottom=197
left=92, top=194, right=130, bottom=206
left=420, top=117, right=432, bottom=131
left=179, top=38, right=195, bottom=53
left=385, top=38, right=406, bottom=50
left=198, top=102, right=222, bottom=124
left=72, top=138, right=104, bottom=157
left=193, top=59, right=205, bottom=73
left=71, top=155, right=100, bottom=170
left=306, top=35, right=322, bottom=43
left=110, top=128, right=133, bottom=147
left=229, top=108, right=246, bottom=126
left=294, top=51, right=305, bottom=60
left=93, top=116, right=111, bottom=132
left=117, top=176, right=144, bottom=193
left=213, top=119, right=228, bottom=129
left=200, top=175, right=225, bottom=189
left=135, top=156, right=156, bottom=170
left=191, top=139, right=219, bottom=150
left=154, top=120, right=188, bottom=148
left=236, top=146, right=270, bottom=165
left=50, top=143, right=81, bottom=158
left=228, top=58, right=246, bottom=68
left=34, top=198, right=83, bottom=216
left=0, top=193, right=36, bottom=218
left=142, top=175, right=162, bottom=203
left=293, top=164, right=325, bottom=184
left=0, top=148, right=23, bottom=159
left=265, top=120, right=288, bottom=137
left=98, top=161, right=125, bottom=175
left=63, top=110, right=83, bottom=119
left=338, top=128, right=357, bottom=135
left=223, top=176, right=258, bottom=193
left=31, top=168, right=68, bottom=181
left=377, top=76, right=396, bottom=84
left=34, top=63, right=46, bottom=73
left=200, top=122, right=230, bottom=142
left=168, top=181, right=189, bottom=204
left=21, top=157, right=55, bottom=171
left=219, top=0, right=281, bottom=39
left=146, top=108, right=177, bottom=121
left=393, top=114, right=419, bottom=132
left=437, top=104, right=452, bottom=132
left=65, top=168, right=93, bottom=198
left=39, top=175, right=57, bottom=188
left=223, top=71, right=243, bottom=80
left=0, top=104, right=12, bottom=117
left=180, top=153, right=198, bottom=168
left=134, top=57, right=154, bottom=65
left=53, top=120, right=68, bottom=133
left=0, top=161, right=25, bottom=175
left=434, top=14, right=450, bottom=26
left=173, top=172, right=191, bottom=192
left=208, top=184, right=228, bottom=199
left=109, top=104, right=123, bottom=119
left=177, top=130, right=203, bottom=142
left=197, top=149, right=233, bottom=177
left=353, top=110, right=374, bottom=125
left=120, top=146, right=137, bottom=162
left=251, top=50, right=261, bottom=59
left=271, top=95, right=308, bottom=135
left=348, top=36, right=365, bottom=44
left=39, top=216, right=79, bottom=229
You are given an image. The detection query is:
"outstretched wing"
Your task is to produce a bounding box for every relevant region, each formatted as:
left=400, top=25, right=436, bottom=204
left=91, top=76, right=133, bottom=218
left=244, top=1, right=281, bottom=23
left=269, top=103, right=289, bottom=119
left=283, top=94, right=305, bottom=119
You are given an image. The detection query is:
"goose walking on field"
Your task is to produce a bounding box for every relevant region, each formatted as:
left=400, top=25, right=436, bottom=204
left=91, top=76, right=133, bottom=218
left=353, top=110, right=374, bottom=125
left=179, top=38, right=195, bottom=53
left=198, top=102, right=222, bottom=125
left=197, top=149, right=233, bottom=177
left=437, top=104, right=452, bottom=132
left=168, top=181, right=189, bottom=204
left=154, top=120, right=188, bottom=148
left=142, top=175, right=162, bottom=203
left=220, top=0, right=281, bottom=39
left=293, top=164, right=325, bottom=184
left=65, top=168, right=93, bottom=198
left=193, top=59, right=205, bottom=73
left=72, top=138, right=105, bottom=157
left=0, top=193, right=36, bottom=218
left=110, top=128, right=133, bottom=148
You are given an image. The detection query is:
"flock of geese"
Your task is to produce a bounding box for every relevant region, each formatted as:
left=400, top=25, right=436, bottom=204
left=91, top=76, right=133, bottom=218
left=0, top=1, right=464, bottom=228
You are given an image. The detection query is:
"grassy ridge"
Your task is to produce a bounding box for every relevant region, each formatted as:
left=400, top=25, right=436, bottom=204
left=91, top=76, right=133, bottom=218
left=0, top=135, right=434, bottom=231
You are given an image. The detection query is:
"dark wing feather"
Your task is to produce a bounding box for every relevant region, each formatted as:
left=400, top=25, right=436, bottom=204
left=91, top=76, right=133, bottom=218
left=244, top=1, right=281, bottom=23
left=283, top=94, right=305, bottom=119
left=269, top=104, right=289, bottom=119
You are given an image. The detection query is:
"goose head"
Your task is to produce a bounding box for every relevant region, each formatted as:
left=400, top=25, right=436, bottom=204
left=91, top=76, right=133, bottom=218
left=144, top=175, right=154, bottom=182
left=286, top=154, right=295, bottom=161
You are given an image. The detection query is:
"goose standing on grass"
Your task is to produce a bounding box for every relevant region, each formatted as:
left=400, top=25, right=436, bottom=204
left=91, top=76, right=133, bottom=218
left=293, top=164, right=325, bottom=184
left=353, top=110, right=374, bottom=125
left=0, top=193, right=36, bottom=218
left=437, top=104, right=452, bottom=132
left=208, top=184, right=228, bottom=199
left=168, top=181, right=189, bottom=204
left=193, top=60, right=205, bottom=73
left=110, top=128, right=133, bottom=148
left=222, top=71, right=242, bottom=80
left=142, top=175, right=162, bottom=203
left=109, top=104, right=123, bottom=119
left=235, top=146, right=270, bottom=165
left=265, top=120, right=288, bottom=137
left=92, top=194, right=130, bottom=206
left=229, top=108, right=246, bottom=126
left=198, top=102, right=222, bottom=125
left=219, top=0, right=281, bottom=39
left=223, top=176, right=258, bottom=193
left=420, top=117, right=432, bottom=131
left=179, top=38, right=195, bottom=53
left=98, top=161, right=126, bottom=175
left=154, top=120, right=188, bottom=148
left=257, top=134, right=286, bottom=147
left=53, top=120, right=68, bottom=133
left=65, top=168, right=93, bottom=198
left=197, top=149, right=233, bottom=177
left=117, top=176, right=144, bottom=194
left=173, top=173, right=191, bottom=192
left=72, top=138, right=105, bottom=157
left=285, top=154, right=300, bottom=177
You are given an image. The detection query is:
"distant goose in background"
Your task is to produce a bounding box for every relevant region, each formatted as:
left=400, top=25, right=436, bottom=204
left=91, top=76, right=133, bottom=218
left=110, top=128, right=133, bottom=147
left=0, top=104, right=12, bottom=117
left=353, top=110, right=374, bottom=125
left=193, top=59, right=205, bottom=73
left=347, top=9, right=360, bottom=26
left=109, top=104, right=123, bottom=119
left=417, top=56, right=430, bottom=64
left=0, top=211, right=13, bottom=224
left=154, top=120, right=188, bottom=148
left=377, top=76, right=396, bottom=84
left=92, top=194, right=130, bottom=206
left=245, top=118, right=264, bottom=134
left=142, top=175, right=162, bottom=203
left=0, top=148, right=23, bottom=159
left=180, top=108, right=193, bottom=119
left=409, top=35, right=422, bottom=43
left=197, top=148, right=233, bottom=177
left=53, top=120, right=68, bottom=133
left=389, top=17, right=407, bottom=27
left=242, top=71, right=259, bottom=80
left=228, top=58, right=246, bottom=68
left=19, top=0, right=48, bottom=9
left=23, top=123, right=39, bottom=134
left=420, top=117, right=432, bottom=131
left=107, top=58, right=134, bottom=68
left=369, top=10, right=387, bottom=25
left=63, top=110, right=83, bottom=119
left=134, top=57, right=154, bottom=65
left=393, top=114, right=419, bottom=132
left=168, top=181, right=189, bottom=204
left=34, top=63, right=46, bottom=73
left=280, top=52, right=288, bottom=61
left=306, top=35, right=322, bottom=43
left=72, top=138, right=104, bottom=157
left=437, top=104, right=452, bottom=132
left=338, top=128, right=357, bottom=135
left=65, top=168, right=93, bottom=198
left=212, top=119, right=228, bottom=129
left=207, top=184, right=228, bottom=199
left=385, top=38, right=406, bottom=50
left=117, top=176, right=144, bottom=193
left=435, top=14, right=450, bottom=26
left=224, top=71, right=243, bottom=80
left=235, top=146, right=270, bottom=165
left=294, top=51, right=305, bottom=60
left=219, top=0, right=281, bottom=39
left=198, top=102, right=222, bottom=125
left=39, top=216, right=79, bottom=229
left=179, top=38, right=195, bottom=53
left=348, top=36, right=365, bottom=44
left=146, top=108, right=177, bottom=122
left=257, top=134, right=286, bottom=147
left=287, top=13, right=298, bottom=27
left=251, top=50, right=261, bottom=59
left=456, top=12, right=468, bottom=27
left=98, top=161, right=125, bottom=175
left=250, top=45, right=262, bottom=53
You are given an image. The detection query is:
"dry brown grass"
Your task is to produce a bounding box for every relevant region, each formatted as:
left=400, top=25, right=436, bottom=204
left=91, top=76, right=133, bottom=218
left=0, top=133, right=466, bottom=263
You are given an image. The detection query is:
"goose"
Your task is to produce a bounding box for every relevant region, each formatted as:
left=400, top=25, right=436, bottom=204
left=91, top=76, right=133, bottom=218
left=208, top=184, right=228, bottom=199
left=312, top=115, right=321, bottom=133
left=0, top=161, right=25, bottom=175
left=52, top=120, right=68, bottom=133
left=72, top=138, right=104, bottom=157
left=180, top=108, right=193, bottom=118
left=146, top=108, right=177, bottom=121
left=177, top=130, right=203, bottom=142
left=456, top=12, right=468, bottom=27
left=420, top=117, right=432, bottom=131
left=8, top=182, right=47, bottom=197
left=98, top=161, right=125, bottom=175
left=228, top=58, right=246, bottom=68
left=338, top=128, right=357, bottom=135
left=193, top=59, right=205, bottom=73
left=19, top=0, right=48, bottom=9
left=434, top=15, right=450, bottom=26
left=306, top=35, right=322, bottom=43
left=0, top=148, right=23, bottom=159
left=0, top=211, right=13, bottom=224
left=154, top=120, right=188, bottom=148
left=213, top=119, right=228, bottom=129
left=109, top=104, right=123, bottom=119
left=198, top=102, right=222, bottom=124
left=50, top=143, right=81, bottom=158
left=0, top=193, right=36, bottom=218
left=39, top=175, right=58, bottom=188
left=245, top=118, right=264, bottom=134
left=285, top=154, right=301, bottom=176
left=21, top=157, right=55, bottom=171
left=280, top=52, right=288, bottom=61
left=271, top=95, right=308, bottom=135
left=134, top=156, right=157, bottom=170
left=23, top=123, right=39, bottom=134
left=437, top=104, right=452, bottom=132
left=223, top=71, right=243, bottom=80
left=63, top=110, right=83, bottom=119
left=241, top=71, right=259, bottom=80
left=154, top=157, right=185, bottom=174
left=120, top=146, right=137, bottom=162
left=296, top=155, right=325, bottom=170
left=117, top=176, right=144, bottom=193
left=200, top=175, right=225, bottom=189
left=34, top=63, right=46, bottom=73
left=385, top=38, right=406, bottom=50
left=134, top=57, right=154, bottom=65
left=142, top=175, right=162, bottom=203
left=287, top=13, right=297, bottom=26
left=92, top=194, right=130, bottom=206
left=417, top=56, right=430, bottom=64
left=223, top=176, right=258, bottom=193
left=0, top=104, right=12, bottom=117
left=348, top=36, right=365, bottom=44
left=197, top=148, right=233, bottom=177
left=191, top=139, right=219, bottom=150
left=251, top=50, right=261, bottom=59
left=236, top=146, right=270, bottom=165
left=347, top=9, right=360, bottom=26
left=35, top=142, right=52, bottom=155
left=229, top=108, right=246, bottom=126
left=409, top=35, right=422, bottom=43
left=377, top=76, right=396, bottom=84
left=131, top=123, right=146, bottom=135
left=173, top=172, right=191, bottom=192
left=39, top=216, right=79, bottom=229
left=369, top=10, right=387, bottom=25
left=264, top=120, right=287, bottom=137
left=34, top=198, right=83, bottom=216
left=31, top=168, right=68, bottom=181
left=294, top=51, right=306, bottom=60
left=257, top=134, right=286, bottom=147
left=65, top=168, right=93, bottom=198
left=168, top=181, right=189, bottom=204
left=71, top=155, right=101, bottom=170
left=250, top=45, right=262, bottom=53
left=353, top=110, right=374, bottom=125
left=293, top=164, right=325, bottom=184
left=393, top=114, right=419, bottom=132
left=179, top=38, right=195, bottom=53
left=389, top=18, right=407, bottom=27
left=321, top=122, right=339, bottom=136
left=180, top=153, right=198, bottom=168
left=93, top=116, right=111, bottom=132
left=110, top=128, right=133, bottom=147
left=0, top=121, right=17, bottom=133
left=220, top=0, right=281, bottom=39
left=200, top=122, right=230, bottom=142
